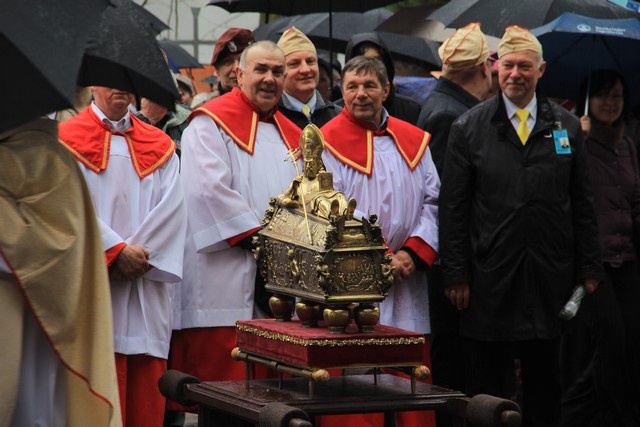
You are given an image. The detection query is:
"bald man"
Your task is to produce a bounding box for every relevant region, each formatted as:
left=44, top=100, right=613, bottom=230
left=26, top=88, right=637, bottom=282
left=170, top=41, right=302, bottom=396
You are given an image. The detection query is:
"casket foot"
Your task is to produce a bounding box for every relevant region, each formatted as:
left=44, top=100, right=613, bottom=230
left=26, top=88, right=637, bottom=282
left=323, top=306, right=351, bottom=334
left=269, top=294, right=295, bottom=321
left=354, top=303, right=380, bottom=333
left=296, top=301, right=322, bottom=328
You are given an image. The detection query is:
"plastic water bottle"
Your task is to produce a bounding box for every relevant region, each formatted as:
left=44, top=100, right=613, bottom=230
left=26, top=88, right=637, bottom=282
left=558, top=285, right=586, bottom=320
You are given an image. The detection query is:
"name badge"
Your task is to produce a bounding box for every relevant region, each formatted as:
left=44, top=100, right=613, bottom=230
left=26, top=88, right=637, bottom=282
left=553, top=129, right=571, bottom=155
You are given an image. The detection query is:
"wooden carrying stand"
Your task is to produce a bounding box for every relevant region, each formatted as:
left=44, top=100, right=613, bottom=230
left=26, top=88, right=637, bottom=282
left=233, top=318, right=430, bottom=398
left=159, top=319, right=522, bottom=426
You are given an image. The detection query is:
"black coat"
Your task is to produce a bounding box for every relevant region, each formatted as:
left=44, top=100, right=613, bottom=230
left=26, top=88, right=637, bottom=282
left=418, top=77, right=481, bottom=175
left=278, top=91, right=341, bottom=130
left=586, top=121, right=640, bottom=265
left=440, top=92, right=604, bottom=341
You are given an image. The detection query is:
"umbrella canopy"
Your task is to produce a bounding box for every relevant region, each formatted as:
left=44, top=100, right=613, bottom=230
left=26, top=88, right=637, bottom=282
left=300, top=9, right=394, bottom=51
left=374, top=4, right=445, bottom=38
left=313, top=30, right=442, bottom=71
left=0, top=0, right=110, bottom=133
left=375, top=5, right=502, bottom=51
left=531, top=12, right=640, bottom=107
left=427, top=0, right=639, bottom=37
left=128, top=1, right=170, bottom=35
left=253, top=14, right=320, bottom=42
left=78, top=0, right=180, bottom=110
left=370, top=32, right=442, bottom=71
left=208, top=0, right=400, bottom=17
left=253, top=9, right=393, bottom=44
left=159, top=40, right=202, bottom=70
left=209, top=0, right=401, bottom=76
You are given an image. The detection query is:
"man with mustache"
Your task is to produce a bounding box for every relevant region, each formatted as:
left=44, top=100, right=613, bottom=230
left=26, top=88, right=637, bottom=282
left=439, top=26, right=603, bottom=426
left=322, top=55, right=439, bottom=333
left=321, top=56, right=440, bottom=425
left=170, top=41, right=302, bottom=401
left=58, top=86, right=187, bottom=427
left=276, top=26, right=340, bottom=129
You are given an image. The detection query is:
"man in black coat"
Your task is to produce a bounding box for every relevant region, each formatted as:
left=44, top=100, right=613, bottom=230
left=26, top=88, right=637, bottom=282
left=417, top=23, right=493, bottom=427
left=418, top=23, right=493, bottom=173
left=439, top=26, right=603, bottom=427
left=275, top=26, right=340, bottom=129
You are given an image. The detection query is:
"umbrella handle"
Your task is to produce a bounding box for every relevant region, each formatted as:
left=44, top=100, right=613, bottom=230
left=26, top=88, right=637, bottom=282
left=583, top=66, right=594, bottom=118
left=329, top=0, right=333, bottom=88
left=584, top=36, right=594, bottom=118
left=584, top=89, right=590, bottom=117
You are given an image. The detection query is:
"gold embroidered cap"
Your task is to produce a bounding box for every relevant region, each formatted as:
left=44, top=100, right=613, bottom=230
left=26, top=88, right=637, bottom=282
left=438, top=22, right=489, bottom=70
left=498, top=25, right=543, bottom=58
left=277, top=26, right=317, bottom=57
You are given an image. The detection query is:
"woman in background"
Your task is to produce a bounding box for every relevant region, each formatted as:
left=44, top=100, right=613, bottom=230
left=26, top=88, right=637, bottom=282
left=560, top=69, right=640, bottom=427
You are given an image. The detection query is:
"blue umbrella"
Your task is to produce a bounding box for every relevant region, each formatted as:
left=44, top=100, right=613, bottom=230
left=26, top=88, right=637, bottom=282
left=427, top=0, right=639, bottom=38
left=532, top=12, right=640, bottom=107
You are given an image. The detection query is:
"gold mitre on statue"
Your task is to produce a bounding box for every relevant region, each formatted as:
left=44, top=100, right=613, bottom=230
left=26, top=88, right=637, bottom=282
left=300, top=123, right=325, bottom=160
left=276, top=123, right=355, bottom=221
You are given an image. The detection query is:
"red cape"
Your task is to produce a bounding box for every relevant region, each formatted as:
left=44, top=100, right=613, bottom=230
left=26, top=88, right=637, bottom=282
left=191, top=88, right=301, bottom=156
left=58, top=106, right=175, bottom=179
left=321, top=108, right=431, bottom=176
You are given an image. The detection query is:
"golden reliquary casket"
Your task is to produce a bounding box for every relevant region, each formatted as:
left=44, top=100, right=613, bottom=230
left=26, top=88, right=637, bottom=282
left=253, top=124, right=394, bottom=334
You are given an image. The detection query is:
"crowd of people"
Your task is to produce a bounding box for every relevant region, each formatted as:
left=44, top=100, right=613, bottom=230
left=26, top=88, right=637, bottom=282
left=1, top=16, right=639, bottom=427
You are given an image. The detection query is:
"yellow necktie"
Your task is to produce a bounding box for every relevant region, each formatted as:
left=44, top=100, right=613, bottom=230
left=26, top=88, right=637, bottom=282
left=301, top=104, right=311, bottom=119
left=515, top=109, right=530, bottom=145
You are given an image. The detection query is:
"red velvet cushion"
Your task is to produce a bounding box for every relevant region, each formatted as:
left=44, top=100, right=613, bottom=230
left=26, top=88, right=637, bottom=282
left=236, top=319, right=425, bottom=369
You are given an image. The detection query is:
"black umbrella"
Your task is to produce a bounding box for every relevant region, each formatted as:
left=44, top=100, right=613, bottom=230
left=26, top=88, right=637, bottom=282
left=0, top=0, right=109, bottom=133
left=208, top=0, right=400, bottom=19
left=209, top=0, right=401, bottom=81
left=159, top=40, right=202, bottom=69
left=78, top=0, right=180, bottom=110
left=374, top=32, right=442, bottom=71
left=427, top=0, right=640, bottom=38
left=254, top=9, right=393, bottom=43
left=323, top=30, right=442, bottom=71
left=374, top=5, right=502, bottom=51
left=253, top=16, right=301, bottom=42
left=128, top=1, right=170, bottom=35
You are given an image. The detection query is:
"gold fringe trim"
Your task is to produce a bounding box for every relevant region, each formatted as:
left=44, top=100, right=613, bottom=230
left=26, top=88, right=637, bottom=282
left=236, top=323, right=425, bottom=347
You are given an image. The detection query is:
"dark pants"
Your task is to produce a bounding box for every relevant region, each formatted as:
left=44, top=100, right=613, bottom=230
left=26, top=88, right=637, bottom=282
left=610, top=261, right=640, bottom=416
left=560, top=261, right=640, bottom=427
left=427, top=265, right=466, bottom=427
left=463, top=337, right=561, bottom=427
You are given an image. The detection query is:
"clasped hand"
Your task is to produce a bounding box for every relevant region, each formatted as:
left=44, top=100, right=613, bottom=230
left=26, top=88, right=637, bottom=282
left=110, top=244, right=150, bottom=281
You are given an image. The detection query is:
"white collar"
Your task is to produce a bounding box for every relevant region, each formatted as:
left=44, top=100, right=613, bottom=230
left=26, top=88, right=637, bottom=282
left=91, top=102, right=131, bottom=132
left=282, top=91, right=318, bottom=114
left=502, top=93, right=537, bottom=122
